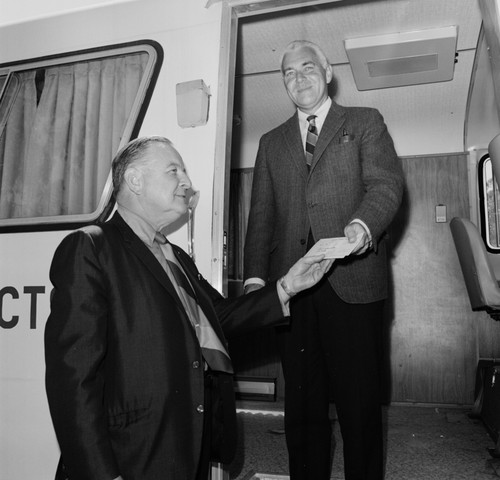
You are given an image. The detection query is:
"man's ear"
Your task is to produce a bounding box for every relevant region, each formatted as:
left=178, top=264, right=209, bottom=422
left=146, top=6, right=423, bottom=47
left=123, top=167, right=142, bottom=195
left=325, top=64, right=333, bottom=84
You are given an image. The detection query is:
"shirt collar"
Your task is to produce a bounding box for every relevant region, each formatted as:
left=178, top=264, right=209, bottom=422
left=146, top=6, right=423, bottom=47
left=117, top=203, right=157, bottom=247
left=297, top=97, right=332, bottom=125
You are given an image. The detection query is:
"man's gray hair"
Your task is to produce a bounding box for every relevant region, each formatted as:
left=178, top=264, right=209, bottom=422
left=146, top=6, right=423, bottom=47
left=112, top=136, right=174, bottom=197
left=280, top=40, right=330, bottom=73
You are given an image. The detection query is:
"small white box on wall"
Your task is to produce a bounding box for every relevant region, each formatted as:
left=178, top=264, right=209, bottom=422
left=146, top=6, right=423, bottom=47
left=436, top=204, right=447, bottom=223
left=176, top=79, right=210, bottom=128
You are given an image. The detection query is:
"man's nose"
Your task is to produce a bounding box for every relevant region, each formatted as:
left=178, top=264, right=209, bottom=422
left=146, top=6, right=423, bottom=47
left=180, top=171, right=192, bottom=189
left=296, top=71, right=306, bottom=82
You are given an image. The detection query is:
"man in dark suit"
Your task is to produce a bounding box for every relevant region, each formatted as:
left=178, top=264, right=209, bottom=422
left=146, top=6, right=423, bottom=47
left=44, top=136, right=332, bottom=480
left=244, top=41, right=404, bottom=479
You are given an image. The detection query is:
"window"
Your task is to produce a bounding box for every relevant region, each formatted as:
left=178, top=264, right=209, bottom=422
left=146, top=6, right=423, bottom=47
left=0, top=41, right=162, bottom=232
left=479, top=153, right=500, bottom=252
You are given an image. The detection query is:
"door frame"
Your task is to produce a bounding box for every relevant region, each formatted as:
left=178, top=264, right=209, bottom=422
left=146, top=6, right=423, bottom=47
left=210, top=0, right=343, bottom=293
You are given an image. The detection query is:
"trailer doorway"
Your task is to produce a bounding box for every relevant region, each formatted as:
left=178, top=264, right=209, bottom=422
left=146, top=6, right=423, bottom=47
left=212, top=0, right=351, bottom=411
left=211, top=2, right=348, bottom=479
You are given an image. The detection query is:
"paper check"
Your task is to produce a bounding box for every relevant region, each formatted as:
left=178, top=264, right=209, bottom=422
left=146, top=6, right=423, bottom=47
left=306, top=235, right=362, bottom=259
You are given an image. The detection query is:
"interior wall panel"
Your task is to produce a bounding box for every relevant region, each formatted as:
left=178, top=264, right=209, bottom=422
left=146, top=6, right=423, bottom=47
left=388, top=154, right=476, bottom=404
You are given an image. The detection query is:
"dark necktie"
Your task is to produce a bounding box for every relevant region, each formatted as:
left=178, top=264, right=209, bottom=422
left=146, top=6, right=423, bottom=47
left=154, top=232, right=234, bottom=374
left=305, top=115, right=318, bottom=168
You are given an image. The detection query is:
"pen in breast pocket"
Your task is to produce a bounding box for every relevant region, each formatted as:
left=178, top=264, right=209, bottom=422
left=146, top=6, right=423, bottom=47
left=340, top=128, right=354, bottom=143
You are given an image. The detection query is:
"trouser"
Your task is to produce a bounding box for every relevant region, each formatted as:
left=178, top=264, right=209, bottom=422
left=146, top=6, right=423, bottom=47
left=276, top=277, right=385, bottom=480
left=196, top=373, right=215, bottom=480
left=196, top=372, right=237, bottom=480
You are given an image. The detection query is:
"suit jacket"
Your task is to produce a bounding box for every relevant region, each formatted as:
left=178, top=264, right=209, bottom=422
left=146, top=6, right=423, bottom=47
left=45, top=212, right=286, bottom=480
left=244, top=101, right=404, bottom=304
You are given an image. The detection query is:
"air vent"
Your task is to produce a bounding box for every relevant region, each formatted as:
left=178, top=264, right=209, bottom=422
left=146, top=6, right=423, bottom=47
left=344, top=26, right=458, bottom=90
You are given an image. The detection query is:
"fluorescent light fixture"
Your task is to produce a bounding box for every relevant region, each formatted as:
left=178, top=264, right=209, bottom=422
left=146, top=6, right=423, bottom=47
left=344, top=26, right=458, bottom=90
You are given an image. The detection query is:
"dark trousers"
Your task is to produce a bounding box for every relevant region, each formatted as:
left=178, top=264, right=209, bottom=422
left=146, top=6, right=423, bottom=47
left=196, top=372, right=237, bottom=480
left=196, top=374, right=215, bottom=480
left=276, top=277, right=385, bottom=480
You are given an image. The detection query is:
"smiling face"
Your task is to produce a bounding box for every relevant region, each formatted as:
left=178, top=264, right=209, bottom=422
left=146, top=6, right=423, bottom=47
left=132, top=142, right=192, bottom=229
left=282, top=45, right=333, bottom=114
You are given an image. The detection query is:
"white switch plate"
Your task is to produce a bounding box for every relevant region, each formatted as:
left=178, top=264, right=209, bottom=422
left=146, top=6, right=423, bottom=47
left=436, top=204, right=446, bottom=223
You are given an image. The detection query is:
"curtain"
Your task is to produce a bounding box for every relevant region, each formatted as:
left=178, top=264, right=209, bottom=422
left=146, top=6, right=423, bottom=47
left=0, top=71, right=37, bottom=218
left=0, top=52, right=148, bottom=219
left=228, top=168, right=254, bottom=280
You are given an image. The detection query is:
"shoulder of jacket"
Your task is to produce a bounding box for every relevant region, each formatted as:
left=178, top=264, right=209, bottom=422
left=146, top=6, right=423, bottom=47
left=81, top=223, right=106, bottom=235
left=61, top=224, right=109, bottom=252
left=63, top=223, right=104, bottom=239
left=336, top=103, right=381, bottom=118
left=261, top=112, right=297, bottom=141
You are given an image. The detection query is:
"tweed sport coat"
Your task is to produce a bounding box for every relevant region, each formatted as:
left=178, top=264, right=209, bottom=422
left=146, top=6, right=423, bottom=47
left=45, top=212, right=286, bottom=480
left=244, top=101, right=404, bottom=304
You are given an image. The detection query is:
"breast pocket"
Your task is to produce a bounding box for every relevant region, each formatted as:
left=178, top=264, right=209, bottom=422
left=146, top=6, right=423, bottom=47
left=319, top=141, right=361, bottom=186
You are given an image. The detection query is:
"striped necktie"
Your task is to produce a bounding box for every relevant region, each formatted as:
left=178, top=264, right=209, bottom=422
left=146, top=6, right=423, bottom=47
left=305, top=115, right=318, bottom=169
left=154, top=232, right=234, bottom=374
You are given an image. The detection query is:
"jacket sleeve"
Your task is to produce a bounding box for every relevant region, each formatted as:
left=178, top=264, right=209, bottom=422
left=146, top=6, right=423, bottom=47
left=176, top=247, right=287, bottom=338
left=45, top=230, right=120, bottom=480
left=212, top=283, right=288, bottom=338
left=349, top=108, right=404, bottom=245
left=243, top=134, right=276, bottom=283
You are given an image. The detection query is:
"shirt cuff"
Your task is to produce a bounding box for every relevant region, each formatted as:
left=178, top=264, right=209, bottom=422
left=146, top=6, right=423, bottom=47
left=350, top=218, right=372, bottom=246
left=243, top=277, right=266, bottom=288
left=276, top=281, right=291, bottom=317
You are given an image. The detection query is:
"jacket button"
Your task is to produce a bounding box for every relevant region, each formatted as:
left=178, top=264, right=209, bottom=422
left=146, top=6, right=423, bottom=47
left=197, top=404, right=204, bottom=413
left=300, top=239, right=306, bottom=245
left=192, top=361, right=200, bottom=369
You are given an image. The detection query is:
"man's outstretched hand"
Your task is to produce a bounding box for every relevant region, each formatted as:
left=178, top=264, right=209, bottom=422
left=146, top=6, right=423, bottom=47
left=281, top=254, right=333, bottom=296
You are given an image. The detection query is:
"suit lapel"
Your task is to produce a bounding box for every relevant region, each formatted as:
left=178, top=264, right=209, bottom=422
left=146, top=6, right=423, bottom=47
left=311, top=102, right=346, bottom=171
left=109, top=213, right=227, bottom=346
left=282, top=112, right=309, bottom=178
left=172, top=245, right=228, bottom=345
left=280, top=104, right=348, bottom=175
left=110, top=213, right=186, bottom=312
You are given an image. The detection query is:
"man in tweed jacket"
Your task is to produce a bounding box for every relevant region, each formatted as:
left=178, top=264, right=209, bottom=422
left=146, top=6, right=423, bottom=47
left=244, top=40, right=404, bottom=480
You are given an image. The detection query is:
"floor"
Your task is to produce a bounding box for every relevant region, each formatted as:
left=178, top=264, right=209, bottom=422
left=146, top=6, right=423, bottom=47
left=228, top=401, right=500, bottom=480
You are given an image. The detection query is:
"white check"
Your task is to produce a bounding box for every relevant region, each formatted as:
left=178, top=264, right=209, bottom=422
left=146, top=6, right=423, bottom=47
left=306, top=235, right=362, bottom=259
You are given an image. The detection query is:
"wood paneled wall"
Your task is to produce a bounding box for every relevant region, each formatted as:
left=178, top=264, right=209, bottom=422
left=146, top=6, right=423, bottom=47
left=229, top=153, right=500, bottom=405
left=388, top=154, right=476, bottom=404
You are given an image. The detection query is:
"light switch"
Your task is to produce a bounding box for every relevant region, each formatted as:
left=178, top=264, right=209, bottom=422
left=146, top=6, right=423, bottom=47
left=435, top=204, right=446, bottom=223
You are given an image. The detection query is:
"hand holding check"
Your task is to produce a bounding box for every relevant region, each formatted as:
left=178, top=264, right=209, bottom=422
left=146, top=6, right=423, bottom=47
left=306, top=232, right=364, bottom=259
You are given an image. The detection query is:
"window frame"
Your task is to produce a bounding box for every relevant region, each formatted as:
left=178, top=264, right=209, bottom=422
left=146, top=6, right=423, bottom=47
left=478, top=152, right=500, bottom=253
left=0, top=39, right=163, bottom=233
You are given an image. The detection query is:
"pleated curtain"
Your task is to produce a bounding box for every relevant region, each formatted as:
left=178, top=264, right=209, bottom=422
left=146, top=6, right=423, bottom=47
left=0, top=52, right=148, bottom=219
